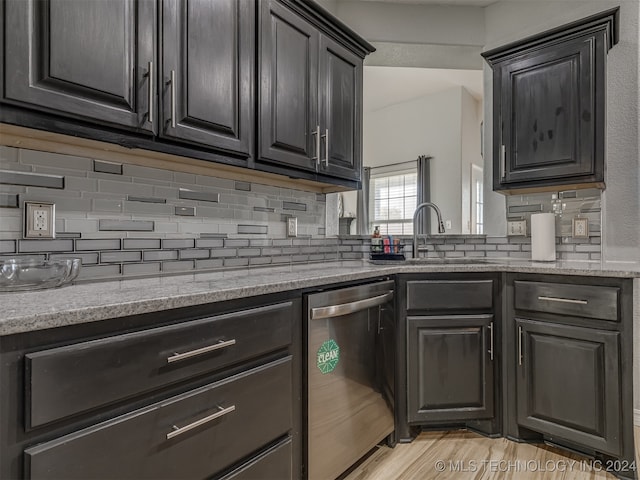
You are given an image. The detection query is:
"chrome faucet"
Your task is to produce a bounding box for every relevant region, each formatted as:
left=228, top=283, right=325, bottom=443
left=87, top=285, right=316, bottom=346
left=412, top=202, right=446, bottom=258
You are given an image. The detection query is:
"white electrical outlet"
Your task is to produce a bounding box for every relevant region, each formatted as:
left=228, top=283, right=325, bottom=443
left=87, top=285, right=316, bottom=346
left=445, top=220, right=452, bottom=230
left=287, top=217, right=298, bottom=237
left=24, top=202, right=55, bottom=239
left=507, top=220, right=527, bottom=236
left=572, top=217, right=589, bottom=238
left=34, top=208, right=49, bottom=231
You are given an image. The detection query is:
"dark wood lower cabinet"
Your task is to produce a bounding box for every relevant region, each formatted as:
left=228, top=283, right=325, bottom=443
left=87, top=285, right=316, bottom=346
left=0, top=293, right=301, bottom=480
left=407, top=315, right=494, bottom=423
left=515, top=318, right=621, bottom=456
left=25, top=358, right=293, bottom=479
left=506, top=273, right=635, bottom=480
left=398, top=274, right=501, bottom=441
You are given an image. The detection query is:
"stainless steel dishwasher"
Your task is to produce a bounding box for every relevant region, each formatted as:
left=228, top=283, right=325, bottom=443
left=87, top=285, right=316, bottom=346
left=306, top=280, right=395, bottom=480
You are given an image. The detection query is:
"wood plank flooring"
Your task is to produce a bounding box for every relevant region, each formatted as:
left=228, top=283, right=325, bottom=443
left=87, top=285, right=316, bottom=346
left=345, top=430, right=619, bottom=480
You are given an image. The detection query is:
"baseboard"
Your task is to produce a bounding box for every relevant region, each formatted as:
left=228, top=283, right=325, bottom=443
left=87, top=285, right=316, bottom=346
left=634, top=408, right=640, bottom=427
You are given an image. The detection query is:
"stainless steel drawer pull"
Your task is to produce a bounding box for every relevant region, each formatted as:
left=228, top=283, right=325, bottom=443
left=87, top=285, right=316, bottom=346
left=170, top=70, right=176, bottom=128
left=538, top=295, right=588, bottom=305
left=311, top=291, right=394, bottom=320
left=518, top=326, right=523, bottom=366
left=488, top=322, right=494, bottom=361
left=167, top=339, right=236, bottom=364
left=321, top=128, right=329, bottom=166
left=167, top=405, right=236, bottom=440
left=147, top=61, right=153, bottom=123
left=312, top=125, right=320, bottom=165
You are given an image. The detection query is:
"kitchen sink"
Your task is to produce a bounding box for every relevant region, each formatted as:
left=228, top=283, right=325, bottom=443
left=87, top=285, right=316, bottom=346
left=404, top=257, right=498, bottom=265
left=369, top=257, right=499, bottom=266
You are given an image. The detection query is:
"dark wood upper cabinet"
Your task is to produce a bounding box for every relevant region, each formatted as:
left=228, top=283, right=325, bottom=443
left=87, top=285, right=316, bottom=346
left=318, top=35, right=362, bottom=180
left=482, top=8, right=619, bottom=193
left=1, top=0, right=374, bottom=188
left=258, top=0, right=372, bottom=182
left=160, top=0, right=254, bottom=156
left=3, top=0, right=156, bottom=133
left=258, top=0, right=319, bottom=173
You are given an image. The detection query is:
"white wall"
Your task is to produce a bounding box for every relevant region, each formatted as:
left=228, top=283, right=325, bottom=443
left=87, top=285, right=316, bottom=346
left=483, top=0, right=640, bottom=262
left=333, top=1, right=485, bottom=69
left=364, top=87, right=465, bottom=233
left=460, top=88, right=483, bottom=234
left=334, top=1, right=485, bottom=46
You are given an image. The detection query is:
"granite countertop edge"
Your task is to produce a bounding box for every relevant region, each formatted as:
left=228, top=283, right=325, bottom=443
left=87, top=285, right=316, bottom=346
left=2, top=259, right=639, bottom=337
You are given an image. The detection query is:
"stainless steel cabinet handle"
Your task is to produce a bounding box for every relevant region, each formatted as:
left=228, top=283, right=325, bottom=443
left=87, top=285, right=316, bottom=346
left=167, top=405, right=235, bottom=440
left=170, top=70, right=176, bottom=128
left=147, top=61, right=153, bottom=123
left=167, top=339, right=236, bottom=364
left=321, top=128, right=329, bottom=166
left=488, top=322, right=494, bottom=361
left=518, top=325, right=523, bottom=366
left=311, top=125, right=320, bottom=165
left=311, top=291, right=394, bottom=320
left=537, top=295, right=588, bottom=305
left=501, top=144, right=506, bottom=180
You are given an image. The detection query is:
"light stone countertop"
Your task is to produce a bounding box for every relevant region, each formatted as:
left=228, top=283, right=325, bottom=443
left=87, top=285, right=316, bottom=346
left=1, top=258, right=640, bottom=336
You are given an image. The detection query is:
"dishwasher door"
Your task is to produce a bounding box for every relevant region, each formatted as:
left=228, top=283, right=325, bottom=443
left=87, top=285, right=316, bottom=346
left=306, top=280, right=395, bottom=480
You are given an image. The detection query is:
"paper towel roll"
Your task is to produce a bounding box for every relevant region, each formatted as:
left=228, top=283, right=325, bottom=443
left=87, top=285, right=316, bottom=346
left=531, top=213, right=556, bottom=261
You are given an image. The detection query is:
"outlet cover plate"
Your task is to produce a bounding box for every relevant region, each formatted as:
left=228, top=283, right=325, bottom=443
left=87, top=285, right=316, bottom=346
left=24, top=201, right=55, bottom=239
left=572, top=217, right=589, bottom=238
left=287, top=217, right=298, bottom=237
left=507, top=220, right=527, bottom=236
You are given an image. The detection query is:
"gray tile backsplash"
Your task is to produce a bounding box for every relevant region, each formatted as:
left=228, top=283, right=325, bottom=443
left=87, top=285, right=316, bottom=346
left=0, top=193, right=19, bottom=208
left=506, top=188, right=602, bottom=239
left=0, top=170, right=64, bottom=189
left=0, top=146, right=603, bottom=281
left=127, top=195, right=167, bottom=204
left=93, top=159, right=123, bottom=175
left=178, top=188, right=220, bottom=203
left=0, top=147, right=326, bottom=242
left=99, top=220, right=155, bottom=231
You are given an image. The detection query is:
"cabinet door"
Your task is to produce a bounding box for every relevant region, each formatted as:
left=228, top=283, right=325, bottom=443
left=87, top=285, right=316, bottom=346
left=258, top=0, right=319, bottom=173
left=516, top=318, right=620, bottom=455
left=497, top=32, right=604, bottom=187
left=408, top=315, right=494, bottom=423
left=161, top=0, right=253, bottom=156
left=318, top=35, right=362, bottom=181
left=4, top=0, right=155, bottom=133
left=25, top=358, right=293, bottom=479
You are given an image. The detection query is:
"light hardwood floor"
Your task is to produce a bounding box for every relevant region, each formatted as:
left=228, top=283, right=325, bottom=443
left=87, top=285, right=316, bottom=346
left=345, top=430, right=622, bottom=480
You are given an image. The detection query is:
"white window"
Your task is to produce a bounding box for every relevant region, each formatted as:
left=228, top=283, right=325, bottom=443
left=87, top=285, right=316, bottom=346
left=471, top=164, right=484, bottom=234
left=370, top=171, right=417, bottom=235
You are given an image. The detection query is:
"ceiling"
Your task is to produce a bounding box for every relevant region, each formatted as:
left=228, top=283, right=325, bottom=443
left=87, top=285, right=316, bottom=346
left=363, top=66, right=483, bottom=113
left=339, top=0, right=497, bottom=6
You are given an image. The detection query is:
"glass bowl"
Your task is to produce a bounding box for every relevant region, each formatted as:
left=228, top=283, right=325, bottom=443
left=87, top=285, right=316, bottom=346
left=0, top=258, right=82, bottom=292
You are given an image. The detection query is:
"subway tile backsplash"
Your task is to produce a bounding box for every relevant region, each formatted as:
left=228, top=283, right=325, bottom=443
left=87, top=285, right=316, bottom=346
left=506, top=188, right=602, bottom=239
left=0, top=146, right=603, bottom=281
left=0, top=170, right=65, bottom=189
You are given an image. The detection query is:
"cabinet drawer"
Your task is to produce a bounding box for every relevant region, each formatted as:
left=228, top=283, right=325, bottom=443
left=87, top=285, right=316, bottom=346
left=514, top=281, right=618, bottom=321
left=221, top=437, right=292, bottom=480
left=26, top=301, right=295, bottom=428
left=407, top=280, right=493, bottom=311
left=25, top=357, right=293, bottom=480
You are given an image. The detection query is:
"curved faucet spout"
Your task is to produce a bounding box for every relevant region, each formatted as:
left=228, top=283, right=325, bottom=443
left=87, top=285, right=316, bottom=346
left=412, top=202, right=446, bottom=258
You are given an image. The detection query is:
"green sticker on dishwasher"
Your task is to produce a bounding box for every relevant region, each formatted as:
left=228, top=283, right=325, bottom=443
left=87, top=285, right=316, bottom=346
left=317, top=339, right=340, bottom=374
